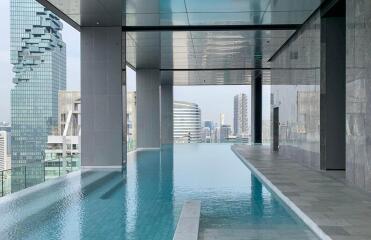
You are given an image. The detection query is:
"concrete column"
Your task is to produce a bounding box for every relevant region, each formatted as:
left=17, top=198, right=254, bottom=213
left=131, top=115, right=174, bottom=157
left=81, top=27, right=125, bottom=167
left=160, top=83, right=173, bottom=145
left=136, top=69, right=161, bottom=149
left=250, top=0, right=263, bottom=144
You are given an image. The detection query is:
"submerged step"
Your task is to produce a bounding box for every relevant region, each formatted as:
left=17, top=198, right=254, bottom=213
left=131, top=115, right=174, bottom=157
left=173, top=200, right=201, bottom=240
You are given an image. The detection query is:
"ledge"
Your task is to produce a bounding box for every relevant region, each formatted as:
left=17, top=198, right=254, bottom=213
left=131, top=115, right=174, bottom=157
left=173, top=200, right=201, bottom=240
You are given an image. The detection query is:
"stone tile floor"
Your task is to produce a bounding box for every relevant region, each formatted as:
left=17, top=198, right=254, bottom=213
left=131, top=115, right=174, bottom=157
left=232, top=144, right=371, bottom=240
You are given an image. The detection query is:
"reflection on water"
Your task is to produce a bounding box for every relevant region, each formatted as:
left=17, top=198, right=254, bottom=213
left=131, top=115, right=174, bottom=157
left=0, top=144, right=316, bottom=240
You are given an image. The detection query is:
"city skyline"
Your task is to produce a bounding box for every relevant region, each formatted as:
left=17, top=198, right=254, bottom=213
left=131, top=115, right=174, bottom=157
left=174, top=86, right=271, bottom=128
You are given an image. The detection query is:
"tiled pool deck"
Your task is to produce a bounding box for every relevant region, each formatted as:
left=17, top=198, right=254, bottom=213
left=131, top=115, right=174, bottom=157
left=232, top=144, right=371, bottom=240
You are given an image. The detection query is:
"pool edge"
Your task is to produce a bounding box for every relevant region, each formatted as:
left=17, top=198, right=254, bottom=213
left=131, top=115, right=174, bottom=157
left=231, top=146, right=332, bottom=240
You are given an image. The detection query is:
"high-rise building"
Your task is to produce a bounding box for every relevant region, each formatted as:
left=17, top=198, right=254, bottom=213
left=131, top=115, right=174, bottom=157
left=46, top=91, right=80, bottom=159
left=0, top=122, right=11, bottom=157
left=0, top=122, right=11, bottom=132
left=45, top=91, right=80, bottom=178
left=0, top=131, right=11, bottom=171
left=234, top=93, right=248, bottom=136
left=173, top=101, right=201, bottom=143
left=220, top=124, right=232, bottom=143
left=219, top=113, right=225, bottom=126
left=10, top=0, right=66, bottom=187
left=201, top=127, right=211, bottom=143
left=204, top=120, right=214, bottom=131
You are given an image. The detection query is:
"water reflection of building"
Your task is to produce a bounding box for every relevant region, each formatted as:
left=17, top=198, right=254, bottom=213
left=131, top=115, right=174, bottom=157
left=297, top=91, right=320, bottom=141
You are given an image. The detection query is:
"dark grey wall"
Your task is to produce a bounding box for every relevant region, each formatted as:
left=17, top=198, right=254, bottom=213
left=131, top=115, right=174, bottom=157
left=320, top=16, right=346, bottom=170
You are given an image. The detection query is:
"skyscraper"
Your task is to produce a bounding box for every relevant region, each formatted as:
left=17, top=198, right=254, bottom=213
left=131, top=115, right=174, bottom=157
left=219, top=113, right=225, bottom=126
left=220, top=125, right=232, bottom=143
left=10, top=0, right=66, bottom=188
left=234, top=93, right=248, bottom=136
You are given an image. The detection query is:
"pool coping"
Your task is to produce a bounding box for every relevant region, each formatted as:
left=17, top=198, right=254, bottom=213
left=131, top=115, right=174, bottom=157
left=173, top=200, right=201, bottom=240
left=231, top=146, right=332, bottom=240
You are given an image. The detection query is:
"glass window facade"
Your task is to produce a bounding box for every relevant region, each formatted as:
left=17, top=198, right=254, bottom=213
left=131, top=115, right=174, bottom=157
left=10, top=0, right=66, bottom=190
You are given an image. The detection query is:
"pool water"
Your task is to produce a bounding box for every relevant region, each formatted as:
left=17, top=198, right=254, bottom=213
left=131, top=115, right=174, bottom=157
left=0, top=144, right=318, bottom=240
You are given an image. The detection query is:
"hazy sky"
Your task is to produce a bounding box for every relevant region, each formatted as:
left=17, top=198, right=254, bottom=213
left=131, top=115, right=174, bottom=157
left=0, top=1, right=270, bottom=125
left=174, top=86, right=271, bottom=126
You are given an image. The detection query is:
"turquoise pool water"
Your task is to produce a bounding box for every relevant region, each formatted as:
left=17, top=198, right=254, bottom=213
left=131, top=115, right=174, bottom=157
left=0, top=144, right=318, bottom=240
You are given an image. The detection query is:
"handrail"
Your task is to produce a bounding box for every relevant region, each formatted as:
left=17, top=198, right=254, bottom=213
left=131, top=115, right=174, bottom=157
left=0, top=155, right=81, bottom=197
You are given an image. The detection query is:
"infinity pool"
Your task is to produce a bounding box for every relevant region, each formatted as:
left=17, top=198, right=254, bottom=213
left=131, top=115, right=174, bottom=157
left=0, top=144, right=318, bottom=240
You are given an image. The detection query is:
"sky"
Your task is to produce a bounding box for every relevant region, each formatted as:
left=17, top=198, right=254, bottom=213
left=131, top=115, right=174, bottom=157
left=0, top=0, right=270, bottom=126
left=174, top=86, right=271, bottom=126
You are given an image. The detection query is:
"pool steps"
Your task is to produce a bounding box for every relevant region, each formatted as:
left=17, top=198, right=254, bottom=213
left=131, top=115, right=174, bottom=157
left=0, top=170, right=117, bottom=234
left=173, top=200, right=201, bottom=240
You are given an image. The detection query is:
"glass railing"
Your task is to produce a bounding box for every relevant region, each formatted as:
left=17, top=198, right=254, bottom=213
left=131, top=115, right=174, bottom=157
left=127, top=139, right=136, bottom=152
left=0, top=155, right=81, bottom=197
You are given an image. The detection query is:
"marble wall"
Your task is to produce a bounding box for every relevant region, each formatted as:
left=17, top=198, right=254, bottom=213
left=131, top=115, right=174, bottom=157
left=346, top=0, right=371, bottom=191
left=271, top=12, right=321, bottom=169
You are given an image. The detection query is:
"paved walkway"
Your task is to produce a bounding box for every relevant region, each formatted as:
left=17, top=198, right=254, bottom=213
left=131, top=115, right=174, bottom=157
left=232, top=144, right=371, bottom=240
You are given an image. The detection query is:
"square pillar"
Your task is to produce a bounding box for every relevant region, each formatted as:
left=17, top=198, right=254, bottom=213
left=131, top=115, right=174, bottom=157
left=136, top=69, right=161, bottom=149
left=251, top=70, right=262, bottom=144
left=81, top=27, right=125, bottom=168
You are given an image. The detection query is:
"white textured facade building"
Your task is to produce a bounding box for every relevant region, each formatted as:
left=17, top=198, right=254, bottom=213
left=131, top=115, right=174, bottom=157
left=0, top=131, right=11, bottom=171
left=46, top=91, right=81, bottom=159
left=234, top=93, right=248, bottom=136
left=174, top=101, right=201, bottom=143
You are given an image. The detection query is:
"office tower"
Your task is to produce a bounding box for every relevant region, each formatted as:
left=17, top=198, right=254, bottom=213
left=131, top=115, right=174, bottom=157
left=10, top=0, right=66, bottom=188
left=127, top=91, right=137, bottom=151
left=173, top=101, right=201, bottom=143
left=220, top=113, right=225, bottom=126
left=234, top=93, right=248, bottom=136
left=220, top=125, right=232, bottom=143
left=201, top=127, right=211, bottom=143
